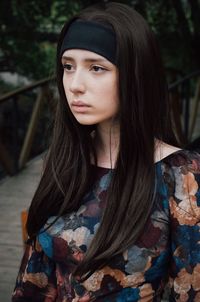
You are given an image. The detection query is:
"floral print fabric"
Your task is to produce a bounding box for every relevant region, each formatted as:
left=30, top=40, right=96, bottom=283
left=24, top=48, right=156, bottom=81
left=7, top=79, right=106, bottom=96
left=12, top=150, right=200, bottom=301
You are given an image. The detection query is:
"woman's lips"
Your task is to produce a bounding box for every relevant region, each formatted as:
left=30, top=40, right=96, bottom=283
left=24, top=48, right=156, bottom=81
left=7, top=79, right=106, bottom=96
left=71, top=100, right=91, bottom=112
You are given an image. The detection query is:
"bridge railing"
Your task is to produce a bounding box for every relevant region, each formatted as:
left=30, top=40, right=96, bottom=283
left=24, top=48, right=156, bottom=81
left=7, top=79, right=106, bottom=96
left=0, top=77, right=56, bottom=176
left=168, top=70, right=200, bottom=147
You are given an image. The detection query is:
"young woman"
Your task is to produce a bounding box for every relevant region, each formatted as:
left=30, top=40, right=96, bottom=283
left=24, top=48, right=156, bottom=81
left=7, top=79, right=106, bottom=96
left=12, top=2, right=200, bottom=301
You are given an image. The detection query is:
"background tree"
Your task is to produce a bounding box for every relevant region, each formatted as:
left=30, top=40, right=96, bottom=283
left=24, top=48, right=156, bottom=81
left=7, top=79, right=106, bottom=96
left=0, top=0, right=200, bottom=82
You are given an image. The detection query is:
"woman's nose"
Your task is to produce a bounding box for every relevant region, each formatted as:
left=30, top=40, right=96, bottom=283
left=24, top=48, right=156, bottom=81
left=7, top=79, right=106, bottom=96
left=69, top=70, right=85, bottom=94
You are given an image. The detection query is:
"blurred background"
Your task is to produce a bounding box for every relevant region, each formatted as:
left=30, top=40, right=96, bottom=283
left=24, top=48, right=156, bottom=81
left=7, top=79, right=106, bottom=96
left=0, top=0, right=200, bottom=301
left=0, top=0, right=200, bottom=178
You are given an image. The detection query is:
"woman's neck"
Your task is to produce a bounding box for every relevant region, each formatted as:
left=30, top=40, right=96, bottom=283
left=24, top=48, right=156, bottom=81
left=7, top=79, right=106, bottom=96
left=94, top=121, right=120, bottom=168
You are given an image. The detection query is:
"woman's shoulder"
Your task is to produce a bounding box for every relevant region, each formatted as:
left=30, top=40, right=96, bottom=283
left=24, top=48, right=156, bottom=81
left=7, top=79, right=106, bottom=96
left=161, top=148, right=200, bottom=172
left=154, top=141, right=181, bottom=163
left=155, top=144, right=200, bottom=206
left=155, top=140, right=200, bottom=170
left=155, top=145, right=200, bottom=226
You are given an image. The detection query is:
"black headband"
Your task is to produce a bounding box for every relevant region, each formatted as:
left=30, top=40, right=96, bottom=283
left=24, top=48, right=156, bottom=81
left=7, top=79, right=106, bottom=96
left=60, top=20, right=117, bottom=65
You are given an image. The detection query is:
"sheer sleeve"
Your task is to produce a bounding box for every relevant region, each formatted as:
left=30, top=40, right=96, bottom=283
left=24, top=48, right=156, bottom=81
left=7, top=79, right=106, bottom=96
left=12, top=239, right=57, bottom=301
left=168, top=152, right=200, bottom=301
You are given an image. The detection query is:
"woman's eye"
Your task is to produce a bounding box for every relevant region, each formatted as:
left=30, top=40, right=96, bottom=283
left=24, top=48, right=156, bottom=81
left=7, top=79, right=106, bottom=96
left=63, top=64, right=73, bottom=71
left=92, top=65, right=106, bottom=72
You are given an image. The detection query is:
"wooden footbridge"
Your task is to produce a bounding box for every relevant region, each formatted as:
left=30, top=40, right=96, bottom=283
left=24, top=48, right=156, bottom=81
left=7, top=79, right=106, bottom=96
left=0, top=71, right=200, bottom=301
left=0, top=155, right=42, bottom=302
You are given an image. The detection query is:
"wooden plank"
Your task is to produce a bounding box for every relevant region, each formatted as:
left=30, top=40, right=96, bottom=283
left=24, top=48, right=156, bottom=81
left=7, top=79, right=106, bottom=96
left=19, top=86, right=46, bottom=169
left=0, top=285, right=14, bottom=302
left=0, top=139, right=14, bottom=175
left=0, top=77, right=54, bottom=104
left=0, top=155, right=42, bottom=301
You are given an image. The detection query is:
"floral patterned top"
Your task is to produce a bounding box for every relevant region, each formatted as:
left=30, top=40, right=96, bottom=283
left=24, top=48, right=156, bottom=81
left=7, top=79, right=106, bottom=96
left=12, top=150, right=200, bottom=302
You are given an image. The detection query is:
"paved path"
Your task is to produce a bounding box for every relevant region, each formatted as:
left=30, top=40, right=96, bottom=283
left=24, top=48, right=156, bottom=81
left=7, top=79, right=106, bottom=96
left=0, top=155, right=43, bottom=302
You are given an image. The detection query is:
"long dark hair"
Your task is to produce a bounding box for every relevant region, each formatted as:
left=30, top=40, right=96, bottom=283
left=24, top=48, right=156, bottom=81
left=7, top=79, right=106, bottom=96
left=27, top=2, right=178, bottom=278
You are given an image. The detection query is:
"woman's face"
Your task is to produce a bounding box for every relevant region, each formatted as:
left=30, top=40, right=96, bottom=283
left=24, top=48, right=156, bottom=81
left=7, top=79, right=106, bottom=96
left=62, top=49, right=119, bottom=126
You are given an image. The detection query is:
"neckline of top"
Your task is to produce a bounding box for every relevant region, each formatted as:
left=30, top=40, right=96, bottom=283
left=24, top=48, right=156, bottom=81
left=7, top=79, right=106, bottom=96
left=92, top=149, right=187, bottom=170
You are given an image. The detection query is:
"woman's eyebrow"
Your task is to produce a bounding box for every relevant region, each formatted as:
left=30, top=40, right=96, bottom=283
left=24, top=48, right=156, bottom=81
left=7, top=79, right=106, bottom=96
left=61, top=56, right=108, bottom=64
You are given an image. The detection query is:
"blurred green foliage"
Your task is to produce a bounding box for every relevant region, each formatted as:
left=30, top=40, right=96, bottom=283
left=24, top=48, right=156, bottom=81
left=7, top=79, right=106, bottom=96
left=0, top=0, right=200, bottom=81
